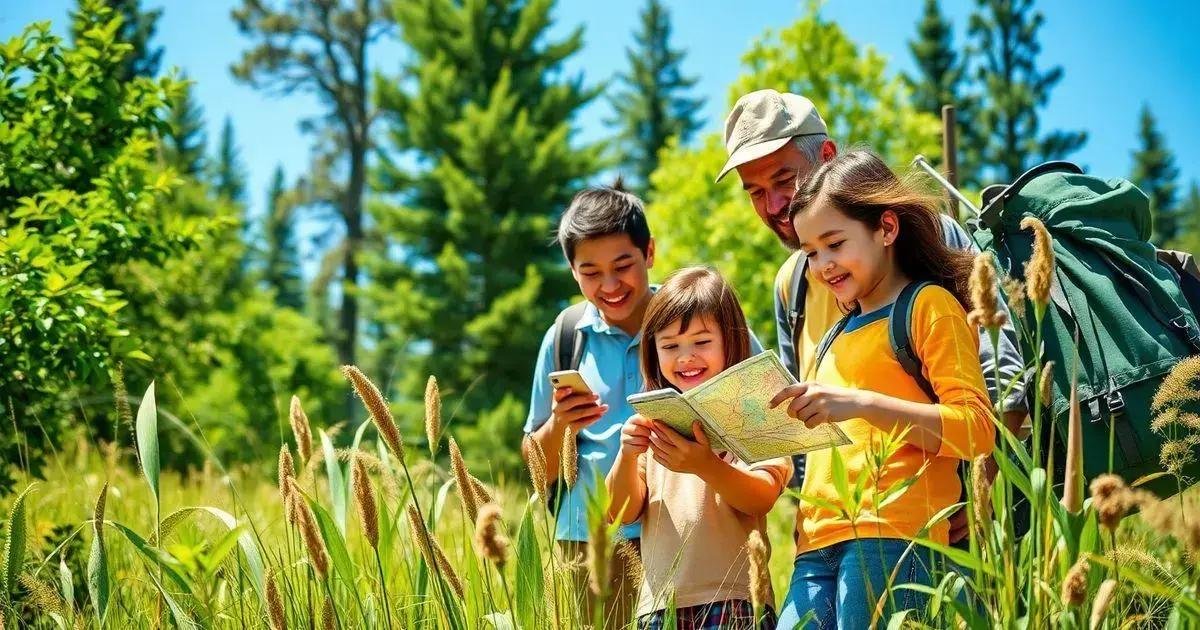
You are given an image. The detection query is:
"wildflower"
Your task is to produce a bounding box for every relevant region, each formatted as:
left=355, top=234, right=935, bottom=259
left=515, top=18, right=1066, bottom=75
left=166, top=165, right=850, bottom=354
left=352, top=453, right=379, bottom=549
left=342, top=365, right=404, bottom=459
left=475, top=502, right=509, bottom=569
left=1090, top=579, right=1118, bottom=629
left=289, top=395, right=313, bottom=462
left=449, top=438, right=479, bottom=522
left=1020, top=217, right=1055, bottom=307
left=425, top=375, right=441, bottom=457
left=1060, top=558, right=1089, bottom=606
left=968, top=253, right=1008, bottom=329
left=747, top=530, right=770, bottom=615
left=562, top=427, right=579, bottom=488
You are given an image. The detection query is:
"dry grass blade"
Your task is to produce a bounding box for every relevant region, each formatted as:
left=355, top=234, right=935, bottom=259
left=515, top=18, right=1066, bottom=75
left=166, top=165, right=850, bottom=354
left=342, top=365, right=404, bottom=459
left=1062, top=369, right=1084, bottom=513
left=290, top=395, right=313, bottom=462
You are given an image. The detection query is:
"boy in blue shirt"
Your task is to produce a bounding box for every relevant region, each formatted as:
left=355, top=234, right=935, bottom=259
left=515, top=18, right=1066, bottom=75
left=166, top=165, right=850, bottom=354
left=524, top=183, right=655, bottom=625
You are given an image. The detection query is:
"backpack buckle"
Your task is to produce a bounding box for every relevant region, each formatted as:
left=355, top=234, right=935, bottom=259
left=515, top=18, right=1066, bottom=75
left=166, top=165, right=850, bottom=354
left=1170, top=314, right=1190, bottom=329
left=1106, top=390, right=1126, bottom=415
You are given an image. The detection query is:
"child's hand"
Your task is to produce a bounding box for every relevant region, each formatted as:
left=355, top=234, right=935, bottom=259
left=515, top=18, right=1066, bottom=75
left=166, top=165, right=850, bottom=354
left=618, top=414, right=654, bottom=456
left=648, top=421, right=719, bottom=476
left=769, top=382, right=866, bottom=428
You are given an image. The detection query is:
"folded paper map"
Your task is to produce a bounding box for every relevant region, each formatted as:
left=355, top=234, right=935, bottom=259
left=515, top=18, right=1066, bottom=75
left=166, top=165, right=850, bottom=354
left=626, top=351, right=851, bottom=463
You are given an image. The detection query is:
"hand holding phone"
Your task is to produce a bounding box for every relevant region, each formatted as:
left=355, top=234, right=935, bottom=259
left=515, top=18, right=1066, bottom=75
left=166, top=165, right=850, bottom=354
left=548, top=370, right=605, bottom=430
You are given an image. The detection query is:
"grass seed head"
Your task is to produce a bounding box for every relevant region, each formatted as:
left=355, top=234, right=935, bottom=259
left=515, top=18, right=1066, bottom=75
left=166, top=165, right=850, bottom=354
left=425, top=375, right=441, bottom=457
left=469, top=474, right=494, bottom=507
left=747, top=530, right=770, bottom=613
left=289, top=478, right=330, bottom=580
left=1089, top=474, right=1132, bottom=531
left=971, top=455, right=993, bottom=528
left=1061, top=558, right=1089, bottom=607
left=561, top=427, right=579, bottom=488
left=475, top=502, right=509, bottom=569
left=352, top=453, right=379, bottom=549
left=342, top=365, right=404, bottom=459
left=615, top=538, right=643, bottom=586
left=289, top=395, right=313, bottom=462
left=433, top=539, right=465, bottom=598
left=1090, top=579, right=1118, bottom=629
left=321, top=594, right=335, bottom=630
left=449, top=438, right=479, bottom=522
left=1002, top=276, right=1026, bottom=319
left=968, top=253, right=1007, bottom=329
left=1039, top=361, right=1056, bottom=404
left=18, top=574, right=64, bottom=618
left=1020, top=217, right=1055, bottom=307
left=587, top=519, right=610, bottom=597
left=525, top=437, right=549, bottom=504
left=266, top=571, right=287, bottom=630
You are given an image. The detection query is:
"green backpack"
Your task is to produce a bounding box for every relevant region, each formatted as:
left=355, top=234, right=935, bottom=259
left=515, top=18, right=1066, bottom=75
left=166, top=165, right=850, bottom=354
left=973, top=162, right=1200, bottom=496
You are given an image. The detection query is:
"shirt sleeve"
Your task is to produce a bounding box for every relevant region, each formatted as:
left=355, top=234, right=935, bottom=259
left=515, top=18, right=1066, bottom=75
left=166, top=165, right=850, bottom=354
left=941, top=215, right=1028, bottom=413
left=747, top=455, right=794, bottom=492
left=524, top=324, right=558, bottom=434
left=913, top=291, right=996, bottom=460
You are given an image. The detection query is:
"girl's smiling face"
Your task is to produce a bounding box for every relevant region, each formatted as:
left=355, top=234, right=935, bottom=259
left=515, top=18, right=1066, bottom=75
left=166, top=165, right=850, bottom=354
left=655, top=314, right=727, bottom=392
left=792, top=194, right=897, bottom=309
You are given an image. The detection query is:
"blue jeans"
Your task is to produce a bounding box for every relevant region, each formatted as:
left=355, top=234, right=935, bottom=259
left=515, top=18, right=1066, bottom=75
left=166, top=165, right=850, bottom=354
left=776, top=538, right=936, bottom=629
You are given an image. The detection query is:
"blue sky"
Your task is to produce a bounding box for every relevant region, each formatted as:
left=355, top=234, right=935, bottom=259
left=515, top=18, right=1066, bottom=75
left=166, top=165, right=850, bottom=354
left=4, top=0, right=1198, bottom=274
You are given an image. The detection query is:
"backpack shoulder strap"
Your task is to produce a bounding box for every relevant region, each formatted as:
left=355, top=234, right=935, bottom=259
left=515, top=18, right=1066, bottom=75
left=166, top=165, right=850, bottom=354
left=809, top=306, right=857, bottom=381
left=776, top=251, right=809, bottom=360
left=888, top=281, right=939, bottom=402
left=552, top=301, right=590, bottom=372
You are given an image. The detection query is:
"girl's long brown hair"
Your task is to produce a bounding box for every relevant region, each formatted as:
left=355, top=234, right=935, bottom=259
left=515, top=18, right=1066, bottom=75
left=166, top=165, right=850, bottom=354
left=640, top=267, right=752, bottom=391
left=788, top=149, right=974, bottom=308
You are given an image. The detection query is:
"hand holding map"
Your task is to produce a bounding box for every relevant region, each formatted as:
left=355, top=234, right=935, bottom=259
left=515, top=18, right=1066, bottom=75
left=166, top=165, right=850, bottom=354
left=626, top=351, right=850, bottom=464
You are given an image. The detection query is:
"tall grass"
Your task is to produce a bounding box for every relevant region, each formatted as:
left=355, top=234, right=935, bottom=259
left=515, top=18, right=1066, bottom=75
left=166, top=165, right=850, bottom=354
left=2, top=221, right=1199, bottom=628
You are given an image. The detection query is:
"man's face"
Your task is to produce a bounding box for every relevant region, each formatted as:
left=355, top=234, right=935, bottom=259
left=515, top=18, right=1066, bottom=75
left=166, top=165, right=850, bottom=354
left=735, top=142, right=816, bottom=250
left=570, top=234, right=655, bottom=331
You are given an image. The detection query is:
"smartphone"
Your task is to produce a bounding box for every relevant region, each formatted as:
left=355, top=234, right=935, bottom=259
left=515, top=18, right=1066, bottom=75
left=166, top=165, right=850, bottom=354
left=548, top=370, right=594, bottom=395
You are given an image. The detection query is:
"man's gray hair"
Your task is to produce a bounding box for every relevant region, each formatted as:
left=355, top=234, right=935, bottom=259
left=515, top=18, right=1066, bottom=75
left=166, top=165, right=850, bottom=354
left=792, top=133, right=828, bottom=166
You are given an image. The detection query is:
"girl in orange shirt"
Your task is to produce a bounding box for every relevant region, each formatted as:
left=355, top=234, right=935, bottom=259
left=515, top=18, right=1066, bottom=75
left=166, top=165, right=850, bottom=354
left=772, top=150, right=995, bottom=628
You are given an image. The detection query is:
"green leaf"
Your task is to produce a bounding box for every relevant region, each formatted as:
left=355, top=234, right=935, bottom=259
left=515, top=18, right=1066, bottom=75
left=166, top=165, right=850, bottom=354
left=320, top=429, right=347, bottom=534
left=107, top=522, right=190, bottom=593
left=135, top=381, right=160, bottom=501
left=3, top=483, right=35, bottom=601
left=59, top=556, right=74, bottom=619
left=303, top=492, right=354, bottom=590
left=87, top=483, right=109, bottom=628
left=513, top=505, right=544, bottom=628
left=148, top=506, right=265, bottom=605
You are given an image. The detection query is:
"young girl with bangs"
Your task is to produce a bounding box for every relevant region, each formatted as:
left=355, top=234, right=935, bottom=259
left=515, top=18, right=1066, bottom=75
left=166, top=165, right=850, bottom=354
left=606, top=266, right=792, bottom=630
left=771, top=150, right=995, bottom=628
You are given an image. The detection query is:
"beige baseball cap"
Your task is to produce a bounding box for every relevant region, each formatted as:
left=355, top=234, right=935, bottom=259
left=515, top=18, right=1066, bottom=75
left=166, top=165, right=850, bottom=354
left=716, top=89, right=828, bottom=182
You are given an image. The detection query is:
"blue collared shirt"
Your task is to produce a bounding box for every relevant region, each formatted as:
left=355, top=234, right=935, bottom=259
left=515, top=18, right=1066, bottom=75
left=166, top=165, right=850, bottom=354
left=525, top=299, right=763, bottom=542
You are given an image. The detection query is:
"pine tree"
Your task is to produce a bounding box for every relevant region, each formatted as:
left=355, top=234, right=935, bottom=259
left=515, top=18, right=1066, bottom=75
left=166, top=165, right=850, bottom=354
left=965, top=0, right=1087, bottom=183
left=100, top=0, right=163, bottom=81
left=907, top=0, right=963, bottom=116
left=212, top=116, right=247, bottom=204
left=1171, top=181, right=1200, bottom=253
left=373, top=0, right=601, bottom=469
left=232, top=0, right=391, bottom=374
left=1131, top=105, right=1180, bottom=246
left=264, top=164, right=305, bottom=310
left=161, top=77, right=207, bottom=177
left=608, top=0, right=703, bottom=195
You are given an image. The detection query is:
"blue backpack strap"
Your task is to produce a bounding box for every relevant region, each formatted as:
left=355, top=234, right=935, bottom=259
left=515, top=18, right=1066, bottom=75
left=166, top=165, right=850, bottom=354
left=553, top=301, right=590, bottom=371
left=787, top=255, right=810, bottom=359
left=809, top=305, right=858, bottom=380
left=889, top=282, right=939, bottom=402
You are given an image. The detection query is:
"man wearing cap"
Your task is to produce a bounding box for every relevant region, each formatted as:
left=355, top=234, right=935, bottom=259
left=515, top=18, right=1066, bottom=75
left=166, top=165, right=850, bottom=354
left=717, top=89, right=1027, bottom=529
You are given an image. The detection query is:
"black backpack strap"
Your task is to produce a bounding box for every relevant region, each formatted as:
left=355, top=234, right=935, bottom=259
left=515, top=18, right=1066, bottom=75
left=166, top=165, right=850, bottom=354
left=553, top=301, right=590, bottom=372
left=888, top=282, right=939, bottom=402
left=979, top=161, right=1084, bottom=229
left=788, top=255, right=809, bottom=371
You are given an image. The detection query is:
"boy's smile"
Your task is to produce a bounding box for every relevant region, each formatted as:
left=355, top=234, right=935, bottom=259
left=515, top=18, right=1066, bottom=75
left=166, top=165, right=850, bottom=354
left=571, top=234, right=655, bottom=335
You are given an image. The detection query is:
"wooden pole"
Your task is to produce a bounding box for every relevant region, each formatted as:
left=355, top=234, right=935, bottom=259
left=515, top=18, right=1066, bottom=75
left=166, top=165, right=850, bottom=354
left=941, top=104, right=959, bottom=220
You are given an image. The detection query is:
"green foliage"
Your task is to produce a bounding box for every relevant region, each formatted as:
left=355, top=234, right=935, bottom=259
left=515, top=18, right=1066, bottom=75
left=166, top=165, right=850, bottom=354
left=93, top=0, right=162, bottom=82
left=1131, top=105, right=1181, bottom=246
left=1170, top=182, right=1200, bottom=254
left=965, top=0, right=1087, bottom=183
left=160, top=77, right=207, bottom=177
left=211, top=117, right=247, bottom=204
left=649, top=3, right=941, bottom=340
left=0, top=2, right=205, bottom=482
left=607, top=0, right=704, bottom=196
left=371, top=0, right=602, bottom=474
left=262, top=165, right=305, bottom=310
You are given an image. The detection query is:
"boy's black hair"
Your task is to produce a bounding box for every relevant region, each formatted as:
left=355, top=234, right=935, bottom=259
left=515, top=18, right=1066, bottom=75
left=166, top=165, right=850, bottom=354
left=556, top=176, right=652, bottom=264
